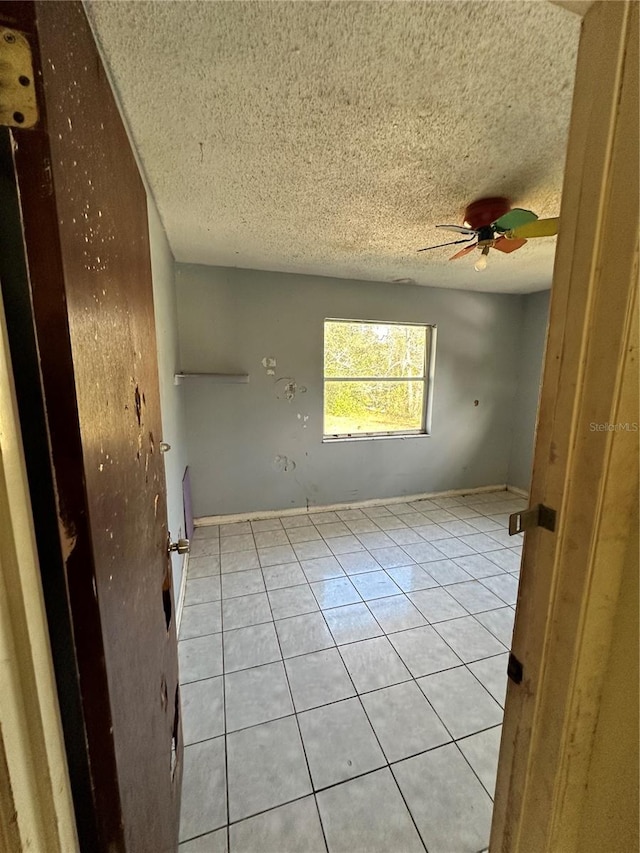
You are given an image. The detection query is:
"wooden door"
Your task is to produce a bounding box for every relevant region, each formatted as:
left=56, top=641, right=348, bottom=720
left=491, top=2, right=638, bottom=851
left=0, top=2, right=182, bottom=850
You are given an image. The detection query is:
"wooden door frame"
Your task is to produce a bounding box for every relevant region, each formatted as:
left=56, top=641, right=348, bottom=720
left=0, top=288, right=78, bottom=850
left=491, top=2, right=638, bottom=850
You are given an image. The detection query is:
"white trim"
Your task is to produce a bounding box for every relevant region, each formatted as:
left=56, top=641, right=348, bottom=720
left=175, top=552, right=188, bottom=634
left=194, top=483, right=508, bottom=527
left=323, top=432, right=428, bottom=443
left=507, top=485, right=530, bottom=499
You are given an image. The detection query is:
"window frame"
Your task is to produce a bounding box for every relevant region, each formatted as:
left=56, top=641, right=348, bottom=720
left=322, top=318, right=437, bottom=442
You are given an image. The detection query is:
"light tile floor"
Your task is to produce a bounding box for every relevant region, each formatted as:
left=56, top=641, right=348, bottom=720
left=178, top=490, right=524, bottom=853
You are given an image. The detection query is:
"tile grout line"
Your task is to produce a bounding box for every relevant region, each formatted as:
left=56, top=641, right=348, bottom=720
left=351, top=617, right=499, bottom=832
left=213, top=547, right=520, bottom=583
left=204, top=530, right=230, bottom=851
left=194, top=505, right=521, bottom=568
left=182, top=616, right=508, bottom=716
left=291, top=540, right=508, bottom=753
left=259, top=570, right=331, bottom=853
left=265, top=532, right=459, bottom=842
left=329, top=635, right=431, bottom=851
left=178, top=634, right=509, bottom=688
left=181, top=585, right=511, bottom=685
left=312, top=573, right=497, bottom=850
left=182, top=647, right=511, bottom=741
left=453, top=735, right=502, bottom=803
left=181, top=490, right=522, bottom=846
left=184, top=564, right=516, bottom=607
left=185, top=711, right=504, bottom=774
left=183, top=539, right=512, bottom=685
left=366, top=551, right=510, bottom=807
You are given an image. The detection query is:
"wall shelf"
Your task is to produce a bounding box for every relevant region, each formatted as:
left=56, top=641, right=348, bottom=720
left=174, top=372, right=250, bottom=385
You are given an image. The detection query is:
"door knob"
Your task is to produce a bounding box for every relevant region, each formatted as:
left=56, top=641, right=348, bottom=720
left=168, top=538, right=190, bottom=555
left=159, top=442, right=171, bottom=453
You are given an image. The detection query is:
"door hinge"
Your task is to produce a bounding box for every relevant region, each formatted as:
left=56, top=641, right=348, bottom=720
left=0, top=28, right=38, bottom=129
left=507, top=652, right=523, bottom=685
left=508, top=503, right=557, bottom=535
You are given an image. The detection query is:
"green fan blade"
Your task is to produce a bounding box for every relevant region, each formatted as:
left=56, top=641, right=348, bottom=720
left=493, top=208, right=538, bottom=232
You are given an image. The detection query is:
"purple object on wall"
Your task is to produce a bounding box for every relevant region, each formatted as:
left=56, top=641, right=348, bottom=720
left=182, top=467, right=194, bottom=540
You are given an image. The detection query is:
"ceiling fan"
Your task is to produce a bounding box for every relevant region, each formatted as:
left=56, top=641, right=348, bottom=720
left=418, top=197, right=559, bottom=271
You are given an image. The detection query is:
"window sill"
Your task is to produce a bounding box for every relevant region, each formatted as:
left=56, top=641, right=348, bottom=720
left=323, top=432, right=430, bottom=443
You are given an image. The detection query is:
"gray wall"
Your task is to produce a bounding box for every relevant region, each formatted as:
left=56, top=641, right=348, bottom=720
left=176, top=265, right=524, bottom=517
left=148, top=202, right=188, bottom=594
left=507, top=290, right=550, bottom=491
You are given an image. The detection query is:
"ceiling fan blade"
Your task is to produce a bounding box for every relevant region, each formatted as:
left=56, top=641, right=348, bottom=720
left=450, top=242, right=478, bottom=260
left=417, top=236, right=475, bottom=253
left=508, top=217, right=559, bottom=239
left=493, top=236, right=527, bottom=254
left=436, top=224, right=477, bottom=236
left=493, top=208, right=538, bottom=232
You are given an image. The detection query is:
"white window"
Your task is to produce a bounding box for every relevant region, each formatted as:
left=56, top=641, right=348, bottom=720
left=323, top=319, right=436, bottom=440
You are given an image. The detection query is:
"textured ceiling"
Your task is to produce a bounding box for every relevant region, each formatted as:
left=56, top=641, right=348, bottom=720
left=86, top=1, right=581, bottom=294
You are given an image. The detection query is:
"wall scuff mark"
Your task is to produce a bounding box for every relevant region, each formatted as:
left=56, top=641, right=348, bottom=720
left=261, top=356, right=276, bottom=376
left=275, top=377, right=306, bottom=401
left=273, top=455, right=296, bottom=473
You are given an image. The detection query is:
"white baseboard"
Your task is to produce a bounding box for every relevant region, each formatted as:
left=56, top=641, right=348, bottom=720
left=194, top=483, right=509, bottom=528
left=507, top=484, right=529, bottom=498
left=175, top=552, right=189, bottom=634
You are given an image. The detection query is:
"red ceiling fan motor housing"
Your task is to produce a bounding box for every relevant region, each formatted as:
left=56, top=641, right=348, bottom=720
left=463, top=197, right=511, bottom=230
